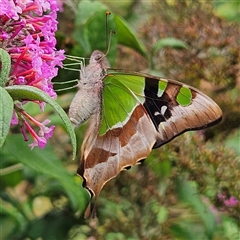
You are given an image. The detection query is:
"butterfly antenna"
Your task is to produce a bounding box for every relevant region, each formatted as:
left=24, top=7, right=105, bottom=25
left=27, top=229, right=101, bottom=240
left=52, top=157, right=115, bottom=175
left=105, top=11, right=111, bottom=50
left=105, top=30, right=116, bottom=57
left=104, top=11, right=116, bottom=58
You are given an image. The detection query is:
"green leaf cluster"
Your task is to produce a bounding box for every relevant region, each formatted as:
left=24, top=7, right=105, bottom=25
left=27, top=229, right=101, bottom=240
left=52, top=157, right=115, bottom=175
left=0, top=49, right=13, bottom=147
left=213, top=0, right=240, bottom=23
left=72, top=0, right=147, bottom=65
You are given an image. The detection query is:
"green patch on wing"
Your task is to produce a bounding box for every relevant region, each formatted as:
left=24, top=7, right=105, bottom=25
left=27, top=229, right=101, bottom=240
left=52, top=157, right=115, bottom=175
left=99, top=73, right=145, bottom=136
left=158, top=80, right=168, bottom=97
left=176, top=86, right=192, bottom=106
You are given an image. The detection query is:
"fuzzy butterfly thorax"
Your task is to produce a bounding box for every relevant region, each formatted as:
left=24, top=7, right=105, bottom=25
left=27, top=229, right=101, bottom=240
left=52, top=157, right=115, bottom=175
left=68, top=50, right=109, bottom=128
left=68, top=49, right=222, bottom=216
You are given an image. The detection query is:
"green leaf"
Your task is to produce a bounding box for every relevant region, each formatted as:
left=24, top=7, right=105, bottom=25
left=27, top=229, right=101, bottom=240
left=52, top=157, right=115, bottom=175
left=0, top=48, right=11, bottom=87
left=151, top=160, right=172, bottom=178
left=213, top=1, right=240, bottom=23
left=222, top=216, right=240, bottom=239
left=175, top=178, right=217, bottom=238
left=153, top=37, right=189, bottom=52
left=76, top=0, right=108, bottom=26
left=0, top=164, right=23, bottom=190
left=1, top=134, right=89, bottom=212
left=171, top=223, right=200, bottom=240
left=74, top=0, right=147, bottom=63
left=0, top=87, right=14, bottom=147
left=5, top=85, right=77, bottom=159
left=114, top=14, right=147, bottom=58
left=0, top=197, right=27, bottom=238
left=225, top=129, right=240, bottom=155
left=73, top=0, right=117, bottom=64
left=73, top=27, right=92, bottom=56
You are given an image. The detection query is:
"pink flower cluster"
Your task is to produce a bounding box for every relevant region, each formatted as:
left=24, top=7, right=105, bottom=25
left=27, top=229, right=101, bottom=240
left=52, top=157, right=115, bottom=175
left=0, top=0, right=65, bottom=100
left=218, top=193, right=239, bottom=208
left=0, top=0, right=65, bottom=149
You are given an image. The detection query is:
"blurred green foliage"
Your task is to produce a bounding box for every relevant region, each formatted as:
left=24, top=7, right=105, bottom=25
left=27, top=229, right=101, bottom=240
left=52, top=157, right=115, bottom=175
left=1, top=0, right=240, bottom=239
left=213, top=0, right=240, bottom=23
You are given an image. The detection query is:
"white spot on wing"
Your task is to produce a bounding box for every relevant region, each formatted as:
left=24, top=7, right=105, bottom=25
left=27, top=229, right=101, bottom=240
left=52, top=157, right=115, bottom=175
left=161, top=106, right=167, bottom=116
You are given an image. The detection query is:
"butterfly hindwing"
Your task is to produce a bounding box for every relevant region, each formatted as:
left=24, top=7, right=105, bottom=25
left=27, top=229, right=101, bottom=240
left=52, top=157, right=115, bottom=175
left=79, top=104, right=157, bottom=198
left=78, top=69, right=222, bottom=198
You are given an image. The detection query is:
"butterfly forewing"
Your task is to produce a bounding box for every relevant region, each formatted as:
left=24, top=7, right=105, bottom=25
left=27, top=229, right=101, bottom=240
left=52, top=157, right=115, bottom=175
left=138, top=73, right=222, bottom=147
left=78, top=69, right=222, bottom=199
left=99, top=73, right=145, bottom=135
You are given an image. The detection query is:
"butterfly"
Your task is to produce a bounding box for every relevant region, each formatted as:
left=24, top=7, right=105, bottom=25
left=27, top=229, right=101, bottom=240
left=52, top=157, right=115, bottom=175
left=68, top=50, right=222, bottom=213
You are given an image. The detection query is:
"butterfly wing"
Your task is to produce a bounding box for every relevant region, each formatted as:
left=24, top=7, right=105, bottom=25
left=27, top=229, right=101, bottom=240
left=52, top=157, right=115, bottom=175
left=78, top=69, right=222, bottom=199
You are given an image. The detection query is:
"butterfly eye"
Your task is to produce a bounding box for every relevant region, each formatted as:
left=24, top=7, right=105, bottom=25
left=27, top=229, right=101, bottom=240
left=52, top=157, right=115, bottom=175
left=95, top=54, right=103, bottom=61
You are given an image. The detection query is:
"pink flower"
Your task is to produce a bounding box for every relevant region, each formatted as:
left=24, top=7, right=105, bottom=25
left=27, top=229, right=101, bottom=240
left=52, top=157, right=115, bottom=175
left=38, top=120, right=55, bottom=139
left=218, top=193, right=239, bottom=208
left=1, top=0, right=65, bottom=149
left=1, top=0, right=65, bottom=97
left=217, top=193, right=226, bottom=201
left=224, top=196, right=239, bottom=207
left=22, top=120, right=47, bottom=149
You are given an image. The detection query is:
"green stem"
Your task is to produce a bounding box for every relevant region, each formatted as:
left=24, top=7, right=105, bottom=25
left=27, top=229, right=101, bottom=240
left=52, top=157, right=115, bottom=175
left=0, top=163, right=23, bottom=175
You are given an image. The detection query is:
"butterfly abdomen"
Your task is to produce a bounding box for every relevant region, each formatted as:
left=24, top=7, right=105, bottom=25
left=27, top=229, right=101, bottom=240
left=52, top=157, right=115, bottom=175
left=69, top=86, right=102, bottom=128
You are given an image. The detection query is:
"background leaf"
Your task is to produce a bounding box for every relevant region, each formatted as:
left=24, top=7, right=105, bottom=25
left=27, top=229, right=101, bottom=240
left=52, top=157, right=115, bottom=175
left=0, top=134, right=89, bottom=212
left=0, top=48, right=11, bottom=87
left=73, top=0, right=117, bottom=64
left=5, top=85, right=77, bottom=159
left=225, top=129, right=240, bottom=155
left=114, top=14, right=147, bottom=58
left=152, top=37, right=189, bottom=53
left=0, top=87, right=14, bottom=147
left=213, top=0, right=240, bottom=23
left=175, top=177, right=217, bottom=238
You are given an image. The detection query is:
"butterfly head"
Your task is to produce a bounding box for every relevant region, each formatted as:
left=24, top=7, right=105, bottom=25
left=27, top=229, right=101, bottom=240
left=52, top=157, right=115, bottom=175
left=90, top=50, right=110, bottom=69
